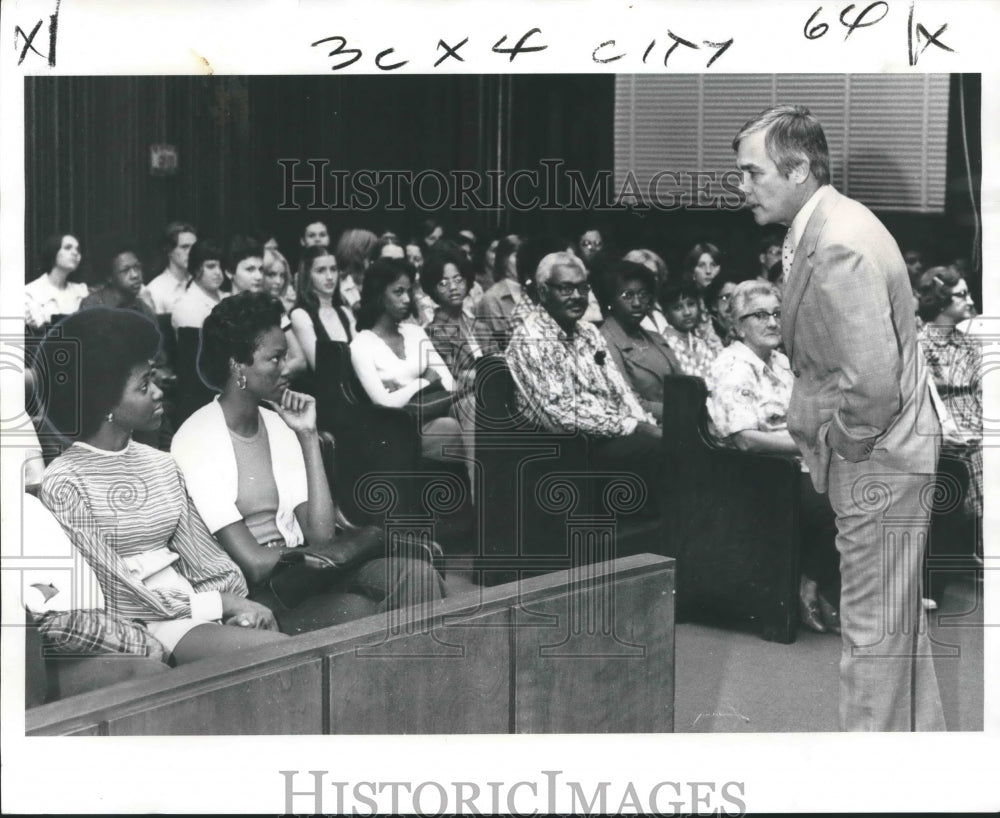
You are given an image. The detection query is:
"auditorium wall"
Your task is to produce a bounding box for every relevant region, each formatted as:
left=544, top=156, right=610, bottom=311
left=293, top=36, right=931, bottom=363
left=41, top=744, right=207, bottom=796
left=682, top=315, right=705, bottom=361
left=24, top=74, right=979, bottom=297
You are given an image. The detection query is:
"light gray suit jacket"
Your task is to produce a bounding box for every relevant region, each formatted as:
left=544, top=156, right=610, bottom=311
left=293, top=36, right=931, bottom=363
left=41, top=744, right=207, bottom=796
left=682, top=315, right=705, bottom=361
left=781, top=188, right=939, bottom=492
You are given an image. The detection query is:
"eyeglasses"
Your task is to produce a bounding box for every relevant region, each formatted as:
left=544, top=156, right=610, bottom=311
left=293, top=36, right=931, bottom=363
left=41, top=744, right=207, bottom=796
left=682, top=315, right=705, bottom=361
left=950, top=289, right=972, bottom=301
left=580, top=240, right=603, bottom=249
left=618, top=289, right=652, bottom=303
left=545, top=281, right=592, bottom=297
left=738, top=309, right=781, bottom=323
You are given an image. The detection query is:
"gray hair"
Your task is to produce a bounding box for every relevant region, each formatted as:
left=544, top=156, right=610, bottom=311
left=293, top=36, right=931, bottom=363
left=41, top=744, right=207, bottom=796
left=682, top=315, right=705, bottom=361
left=535, top=251, right=586, bottom=287
left=732, top=104, right=831, bottom=186
left=730, top=280, right=781, bottom=325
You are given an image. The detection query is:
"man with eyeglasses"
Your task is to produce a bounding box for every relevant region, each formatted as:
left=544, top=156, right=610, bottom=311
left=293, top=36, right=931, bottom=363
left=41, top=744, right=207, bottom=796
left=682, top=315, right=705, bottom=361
left=733, top=104, right=944, bottom=731
left=505, top=252, right=662, bottom=491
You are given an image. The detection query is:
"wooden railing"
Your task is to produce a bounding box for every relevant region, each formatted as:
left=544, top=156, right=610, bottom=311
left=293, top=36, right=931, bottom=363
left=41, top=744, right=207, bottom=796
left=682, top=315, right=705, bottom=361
left=26, top=554, right=675, bottom=736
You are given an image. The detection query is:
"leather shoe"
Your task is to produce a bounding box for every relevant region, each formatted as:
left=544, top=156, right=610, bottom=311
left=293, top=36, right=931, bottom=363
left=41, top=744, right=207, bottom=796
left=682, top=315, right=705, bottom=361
left=817, top=594, right=841, bottom=634
left=799, top=577, right=826, bottom=633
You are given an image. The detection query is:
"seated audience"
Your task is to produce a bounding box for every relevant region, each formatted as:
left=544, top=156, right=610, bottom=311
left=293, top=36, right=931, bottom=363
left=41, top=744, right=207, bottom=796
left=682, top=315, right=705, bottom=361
left=171, top=239, right=226, bottom=331
left=299, top=219, right=330, bottom=249
left=915, top=266, right=983, bottom=547
left=418, top=216, right=444, bottom=252
left=506, top=252, right=662, bottom=509
left=703, top=269, right=741, bottom=346
left=373, top=235, right=404, bottom=262
left=757, top=231, right=783, bottom=283
left=80, top=243, right=156, bottom=322
left=146, top=221, right=197, bottom=314
left=82, top=242, right=177, bottom=450
left=455, top=227, right=477, bottom=261
left=506, top=253, right=660, bottom=433
left=263, top=248, right=296, bottom=314
left=336, top=228, right=378, bottom=312
left=423, top=243, right=497, bottom=385
left=506, top=232, right=572, bottom=336
left=377, top=236, right=437, bottom=326
left=260, top=230, right=280, bottom=254
left=451, top=231, right=485, bottom=310
left=350, top=258, right=465, bottom=461
left=172, top=292, right=445, bottom=634
left=475, top=234, right=500, bottom=294
left=226, top=235, right=307, bottom=380
left=903, top=247, right=925, bottom=283
left=707, top=281, right=840, bottom=633
left=599, top=260, right=681, bottom=423
left=623, top=248, right=671, bottom=335
left=400, top=239, right=437, bottom=326
left=289, top=245, right=356, bottom=371
left=25, top=233, right=89, bottom=331
left=37, top=308, right=286, bottom=664
left=659, top=278, right=719, bottom=388
left=475, top=234, right=523, bottom=350
left=681, top=241, right=726, bottom=352
left=577, top=228, right=604, bottom=267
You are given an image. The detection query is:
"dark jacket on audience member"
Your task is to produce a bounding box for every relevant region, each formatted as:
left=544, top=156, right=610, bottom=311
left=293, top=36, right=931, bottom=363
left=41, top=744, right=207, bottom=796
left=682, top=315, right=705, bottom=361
left=601, top=314, right=681, bottom=421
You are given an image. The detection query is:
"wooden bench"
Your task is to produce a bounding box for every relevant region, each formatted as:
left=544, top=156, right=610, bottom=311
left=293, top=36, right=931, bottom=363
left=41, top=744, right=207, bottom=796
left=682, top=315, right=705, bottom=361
left=26, top=553, right=675, bottom=735
left=313, top=340, right=473, bottom=549
left=473, top=357, right=800, bottom=643
left=473, top=354, right=661, bottom=587
left=660, top=375, right=800, bottom=643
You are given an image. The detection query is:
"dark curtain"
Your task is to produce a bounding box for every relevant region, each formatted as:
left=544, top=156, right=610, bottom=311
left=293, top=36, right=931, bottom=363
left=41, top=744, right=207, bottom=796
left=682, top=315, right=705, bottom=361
left=25, top=76, right=254, bottom=281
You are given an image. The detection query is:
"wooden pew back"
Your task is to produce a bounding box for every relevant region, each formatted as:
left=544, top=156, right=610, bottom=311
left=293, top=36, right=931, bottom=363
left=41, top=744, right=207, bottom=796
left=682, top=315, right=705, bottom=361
left=660, top=375, right=800, bottom=642
left=26, top=554, right=675, bottom=735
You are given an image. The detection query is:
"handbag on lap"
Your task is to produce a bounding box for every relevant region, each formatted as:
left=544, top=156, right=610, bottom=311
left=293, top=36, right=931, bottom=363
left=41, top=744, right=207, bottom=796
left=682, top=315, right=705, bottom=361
left=402, top=380, right=455, bottom=423
left=266, top=526, right=441, bottom=609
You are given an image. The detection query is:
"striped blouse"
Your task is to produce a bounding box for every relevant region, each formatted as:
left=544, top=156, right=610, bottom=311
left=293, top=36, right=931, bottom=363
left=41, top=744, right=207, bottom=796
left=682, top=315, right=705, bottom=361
left=40, top=441, right=248, bottom=624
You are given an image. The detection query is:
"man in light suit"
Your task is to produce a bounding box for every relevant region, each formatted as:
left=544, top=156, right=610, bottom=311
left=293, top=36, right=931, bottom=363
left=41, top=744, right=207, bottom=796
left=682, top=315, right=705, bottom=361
left=732, top=104, right=946, bottom=731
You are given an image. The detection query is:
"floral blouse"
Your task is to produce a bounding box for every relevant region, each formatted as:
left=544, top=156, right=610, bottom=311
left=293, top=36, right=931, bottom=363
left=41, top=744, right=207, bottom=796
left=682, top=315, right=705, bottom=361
left=707, top=341, right=794, bottom=441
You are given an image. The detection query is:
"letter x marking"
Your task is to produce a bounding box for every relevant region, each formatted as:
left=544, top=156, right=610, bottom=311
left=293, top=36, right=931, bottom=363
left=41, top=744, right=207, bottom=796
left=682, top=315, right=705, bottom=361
left=435, top=37, right=468, bottom=67
left=15, top=20, right=45, bottom=66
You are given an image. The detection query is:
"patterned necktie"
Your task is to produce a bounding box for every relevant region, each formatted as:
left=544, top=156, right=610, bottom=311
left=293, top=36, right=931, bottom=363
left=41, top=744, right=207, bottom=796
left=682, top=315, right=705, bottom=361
left=781, top=228, right=795, bottom=285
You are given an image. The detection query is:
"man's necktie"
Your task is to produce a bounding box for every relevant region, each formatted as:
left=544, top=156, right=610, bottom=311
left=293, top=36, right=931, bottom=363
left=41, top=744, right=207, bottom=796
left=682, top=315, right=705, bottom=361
left=781, top=229, right=795, bottom=285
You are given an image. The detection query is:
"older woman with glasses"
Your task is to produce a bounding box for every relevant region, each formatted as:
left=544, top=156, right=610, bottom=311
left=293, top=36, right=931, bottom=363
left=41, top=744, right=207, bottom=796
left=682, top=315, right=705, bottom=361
left=599, top=260, right=681, bottom=423
left=708, top=281, right=841, bottom=634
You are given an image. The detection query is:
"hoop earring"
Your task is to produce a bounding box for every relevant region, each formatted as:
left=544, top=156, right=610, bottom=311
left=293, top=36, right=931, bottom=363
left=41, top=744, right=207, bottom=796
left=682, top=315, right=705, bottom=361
left=237, top=373, right=247, bottom=390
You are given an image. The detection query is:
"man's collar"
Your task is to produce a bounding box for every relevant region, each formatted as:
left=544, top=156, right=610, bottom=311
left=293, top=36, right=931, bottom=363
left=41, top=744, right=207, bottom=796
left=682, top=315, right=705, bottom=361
left=789, top=184, right=832, bottom=249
